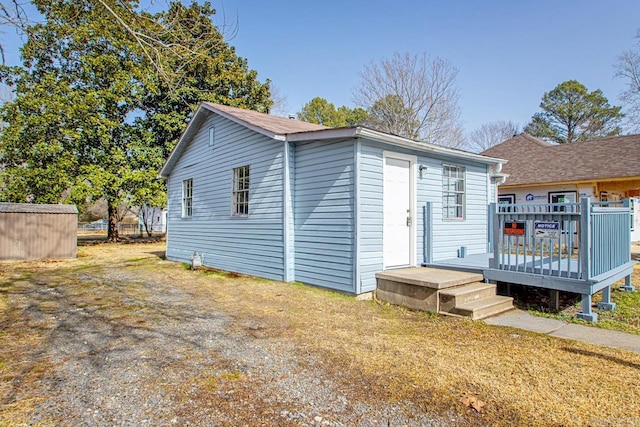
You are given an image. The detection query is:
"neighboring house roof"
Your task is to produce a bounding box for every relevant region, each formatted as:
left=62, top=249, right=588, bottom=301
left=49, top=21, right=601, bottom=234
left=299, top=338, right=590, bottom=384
left=481, top=133, right=640, bottom=187
left=160, top=102, right=504, bottom=178
left=0, top=202, right=78, bottom=214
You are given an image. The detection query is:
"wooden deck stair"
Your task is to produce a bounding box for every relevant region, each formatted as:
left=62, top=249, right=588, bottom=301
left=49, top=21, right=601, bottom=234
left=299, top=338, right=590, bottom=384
left=375, top=267, right=513, bottom=320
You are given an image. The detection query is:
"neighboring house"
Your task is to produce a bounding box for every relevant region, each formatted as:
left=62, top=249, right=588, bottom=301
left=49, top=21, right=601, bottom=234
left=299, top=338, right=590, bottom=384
left=159, top=102, right=503, bottom=294
left=137, top=206, right=167, bottom=234
left=0, top=202, right=78, bottom=260
left=482, top=133, right=640, bottom=240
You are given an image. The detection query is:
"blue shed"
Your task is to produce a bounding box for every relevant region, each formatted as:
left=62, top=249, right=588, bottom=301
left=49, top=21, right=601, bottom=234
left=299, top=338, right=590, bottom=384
left=159, top=102, right=504, bottom=294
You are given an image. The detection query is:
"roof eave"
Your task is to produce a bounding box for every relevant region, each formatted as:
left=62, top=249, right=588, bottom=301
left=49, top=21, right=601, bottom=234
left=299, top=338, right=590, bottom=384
left=286, top=127, right=505, bottom=165
left=159, top=103, right=285, bottom=179
left=159, top=103, right=211, bottom=179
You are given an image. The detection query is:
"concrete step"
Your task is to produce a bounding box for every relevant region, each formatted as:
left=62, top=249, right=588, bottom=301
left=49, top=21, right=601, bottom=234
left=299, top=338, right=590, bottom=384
left=439, top=282, right=497, bottom=313
left=375, top=267, right=484, bottom=290
left=448, top=295, right=514, bottom=321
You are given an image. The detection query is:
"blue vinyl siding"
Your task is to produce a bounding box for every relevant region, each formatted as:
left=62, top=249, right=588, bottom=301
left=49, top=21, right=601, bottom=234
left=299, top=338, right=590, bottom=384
left=294, top=140, right=355, bottom=292
left=358, top=143, right=384, bottom=292
left=423, top=161, right=490, bottom=261
left=358, top=140, right=492, bottom=291
left=166, top=113, right=285, bottom=280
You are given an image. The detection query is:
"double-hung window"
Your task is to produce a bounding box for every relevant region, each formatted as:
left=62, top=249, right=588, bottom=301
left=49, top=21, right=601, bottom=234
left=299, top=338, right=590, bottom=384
left=182, top=179, right=193, bottom=218
left=232, top=165, right=250, bottom=216
left=442, top=165, right=465, bottom=220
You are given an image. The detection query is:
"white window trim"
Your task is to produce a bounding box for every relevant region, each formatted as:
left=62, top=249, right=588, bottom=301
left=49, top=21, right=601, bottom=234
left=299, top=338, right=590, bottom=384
left=182, top=178, right=193, bottom=218
left=209, top=126, right=215, bottom=147
left=232, top=165, right=250, bottom=217
left=442, top=164, right=466, bottom=221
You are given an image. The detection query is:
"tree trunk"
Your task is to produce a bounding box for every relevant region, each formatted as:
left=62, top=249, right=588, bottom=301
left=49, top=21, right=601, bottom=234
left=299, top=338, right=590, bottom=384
left=107, top=203, right=119, bottom=242
left=141, top=206, right=152, bottom=237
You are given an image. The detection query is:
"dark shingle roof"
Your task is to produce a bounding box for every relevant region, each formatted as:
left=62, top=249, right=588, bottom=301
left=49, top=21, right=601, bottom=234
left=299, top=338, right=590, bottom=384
left=0, top=203, right=78, bottom=214
left=481, top=133, right=640, bottom=186
left=203, top=102, right=328, bottom=134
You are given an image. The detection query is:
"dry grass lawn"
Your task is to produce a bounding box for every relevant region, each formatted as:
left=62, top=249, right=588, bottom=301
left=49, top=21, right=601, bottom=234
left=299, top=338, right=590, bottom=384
left=2, top=241, right=640, bottom=426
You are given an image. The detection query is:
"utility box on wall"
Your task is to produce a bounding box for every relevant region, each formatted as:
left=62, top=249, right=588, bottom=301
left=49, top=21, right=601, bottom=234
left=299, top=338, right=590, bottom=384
left=0, top=203, right=78, bottom=260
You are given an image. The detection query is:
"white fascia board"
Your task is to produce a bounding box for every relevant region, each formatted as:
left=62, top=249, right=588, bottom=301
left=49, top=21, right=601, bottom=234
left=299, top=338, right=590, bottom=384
left=158, top=104, right=211, bottom=179
left=158, top=103, right=285, bottom=179
left=285, top=127, right=359, bottom=142
left=285, top=126, right=505, bottom=166
left=356, top=128, right=505, bottom=165
left=202, top=103, right=282, bottom=140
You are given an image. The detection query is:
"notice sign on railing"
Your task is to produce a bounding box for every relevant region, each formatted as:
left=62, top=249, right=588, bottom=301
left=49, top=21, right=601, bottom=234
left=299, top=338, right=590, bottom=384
left=504, top=221, right=526, bottom=235
left=534, top=221, right=560, bottom=239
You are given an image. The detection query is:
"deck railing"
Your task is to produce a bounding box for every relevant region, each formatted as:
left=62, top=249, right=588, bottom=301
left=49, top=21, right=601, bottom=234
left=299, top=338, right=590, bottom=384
left=589, top=202, right=631, bottom=277
left=490, top=198, right=631, bottom=281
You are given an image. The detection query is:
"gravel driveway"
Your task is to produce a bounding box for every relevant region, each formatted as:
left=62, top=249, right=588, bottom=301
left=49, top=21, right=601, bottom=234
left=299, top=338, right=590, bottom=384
left=1, top=244, right=463, bottom=426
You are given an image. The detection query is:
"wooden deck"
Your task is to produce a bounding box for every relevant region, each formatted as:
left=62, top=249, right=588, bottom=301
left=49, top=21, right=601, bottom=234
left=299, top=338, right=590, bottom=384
left=421, top=199, right=637, bottom=322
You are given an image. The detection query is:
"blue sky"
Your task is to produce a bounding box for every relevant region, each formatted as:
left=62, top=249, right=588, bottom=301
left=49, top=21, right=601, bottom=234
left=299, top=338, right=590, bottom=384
left=212, top=0, right=640, bottom=133
left=2, top=0, right=639, bottom=135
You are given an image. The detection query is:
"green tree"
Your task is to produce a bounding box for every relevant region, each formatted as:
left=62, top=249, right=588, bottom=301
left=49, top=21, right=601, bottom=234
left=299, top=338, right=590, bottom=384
left=141, top=2, right=272, bottom=152
left=0, top=0, right=158, bottom=241
left=524, top=80, right=623, bottom=144
left=0, top=1, right=272, bottom=241
left=364, top=94, right=420, bottom=139
left=297, top=97, right=368, bottom=127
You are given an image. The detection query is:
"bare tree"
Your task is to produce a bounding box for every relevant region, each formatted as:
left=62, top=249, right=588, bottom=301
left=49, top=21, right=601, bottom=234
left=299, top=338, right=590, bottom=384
left=134, top=204, right=164, bottom=237
left=616, top=33, right=640, bottom=131
left=268, top=83, right=289, bottom=117
left=467, top=120, right=519, bottom=153
left=353, top=52, right=465, bottom=148
left=0, top=0, right=238, bottom=95
left=0, top=0, right=32, bottom=64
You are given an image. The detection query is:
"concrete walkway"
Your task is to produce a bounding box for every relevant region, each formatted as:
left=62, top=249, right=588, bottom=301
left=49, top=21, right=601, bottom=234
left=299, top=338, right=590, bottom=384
left=485, top=309, right=640, bottom=354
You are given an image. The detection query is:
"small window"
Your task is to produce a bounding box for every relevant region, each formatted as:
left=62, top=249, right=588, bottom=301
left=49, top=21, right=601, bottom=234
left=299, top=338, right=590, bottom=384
left=498, top=194, right=516, bottom=212
left=232, top=165, right=250, bottom=216
left=209, top=126, right=215, bottom=147
left=442, top=165, right=465, bottom=220
left=182, top=179, right=193, bottom=217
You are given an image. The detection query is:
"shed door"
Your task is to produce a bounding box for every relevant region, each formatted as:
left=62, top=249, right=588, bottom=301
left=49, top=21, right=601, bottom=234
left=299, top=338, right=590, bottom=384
left=383, top=156, right=414, bottom=268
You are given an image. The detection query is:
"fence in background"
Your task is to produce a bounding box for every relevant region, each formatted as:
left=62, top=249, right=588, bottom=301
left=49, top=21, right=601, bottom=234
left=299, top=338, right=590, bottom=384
left=78, top=222, right=147, bottom=236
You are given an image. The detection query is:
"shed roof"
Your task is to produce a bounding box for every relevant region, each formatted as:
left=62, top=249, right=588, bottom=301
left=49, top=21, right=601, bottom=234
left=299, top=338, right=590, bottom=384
left=0, top=202, right=78, bottom=214
left=481, top=133, right=640, bottom=186
left=160, top=102, right=504, bottom=178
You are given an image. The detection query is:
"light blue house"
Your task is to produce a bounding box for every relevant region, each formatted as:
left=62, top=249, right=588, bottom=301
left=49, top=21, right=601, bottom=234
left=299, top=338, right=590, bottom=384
left=159, top=102, right=504, bottom=294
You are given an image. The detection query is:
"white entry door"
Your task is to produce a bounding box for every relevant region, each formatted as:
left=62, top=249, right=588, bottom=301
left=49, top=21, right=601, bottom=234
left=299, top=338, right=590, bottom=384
left=383, top=155, right=415, bottom=268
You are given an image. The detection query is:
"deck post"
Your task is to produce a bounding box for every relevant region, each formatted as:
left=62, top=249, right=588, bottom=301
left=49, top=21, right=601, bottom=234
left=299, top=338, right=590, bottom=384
left=620, top=275, right=635, bottom=292
left=577, top=294, right=597, bottom=322
left=579, top=198, right=591, bottom=281
left=423, top=202, right=433, bottom=264
left=487, top=204, right=494, bottom=254
left=550, top=290, right=560, bottom=311
left=490, top=203, right=499, bottom=269
left=597, top=285, right=616, bottom=311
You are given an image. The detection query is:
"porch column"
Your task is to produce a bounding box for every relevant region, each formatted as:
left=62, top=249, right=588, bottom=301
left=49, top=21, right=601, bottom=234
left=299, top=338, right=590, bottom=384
left=620, top=274, right=635, bottom=292
left=597, top=286, right=616, bottom=311
left=577, top=293, right=598, bottom=322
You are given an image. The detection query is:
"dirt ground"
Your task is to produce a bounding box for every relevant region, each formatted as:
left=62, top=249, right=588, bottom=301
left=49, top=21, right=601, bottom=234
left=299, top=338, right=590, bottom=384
left=1, top=242, right=640, bottom=426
